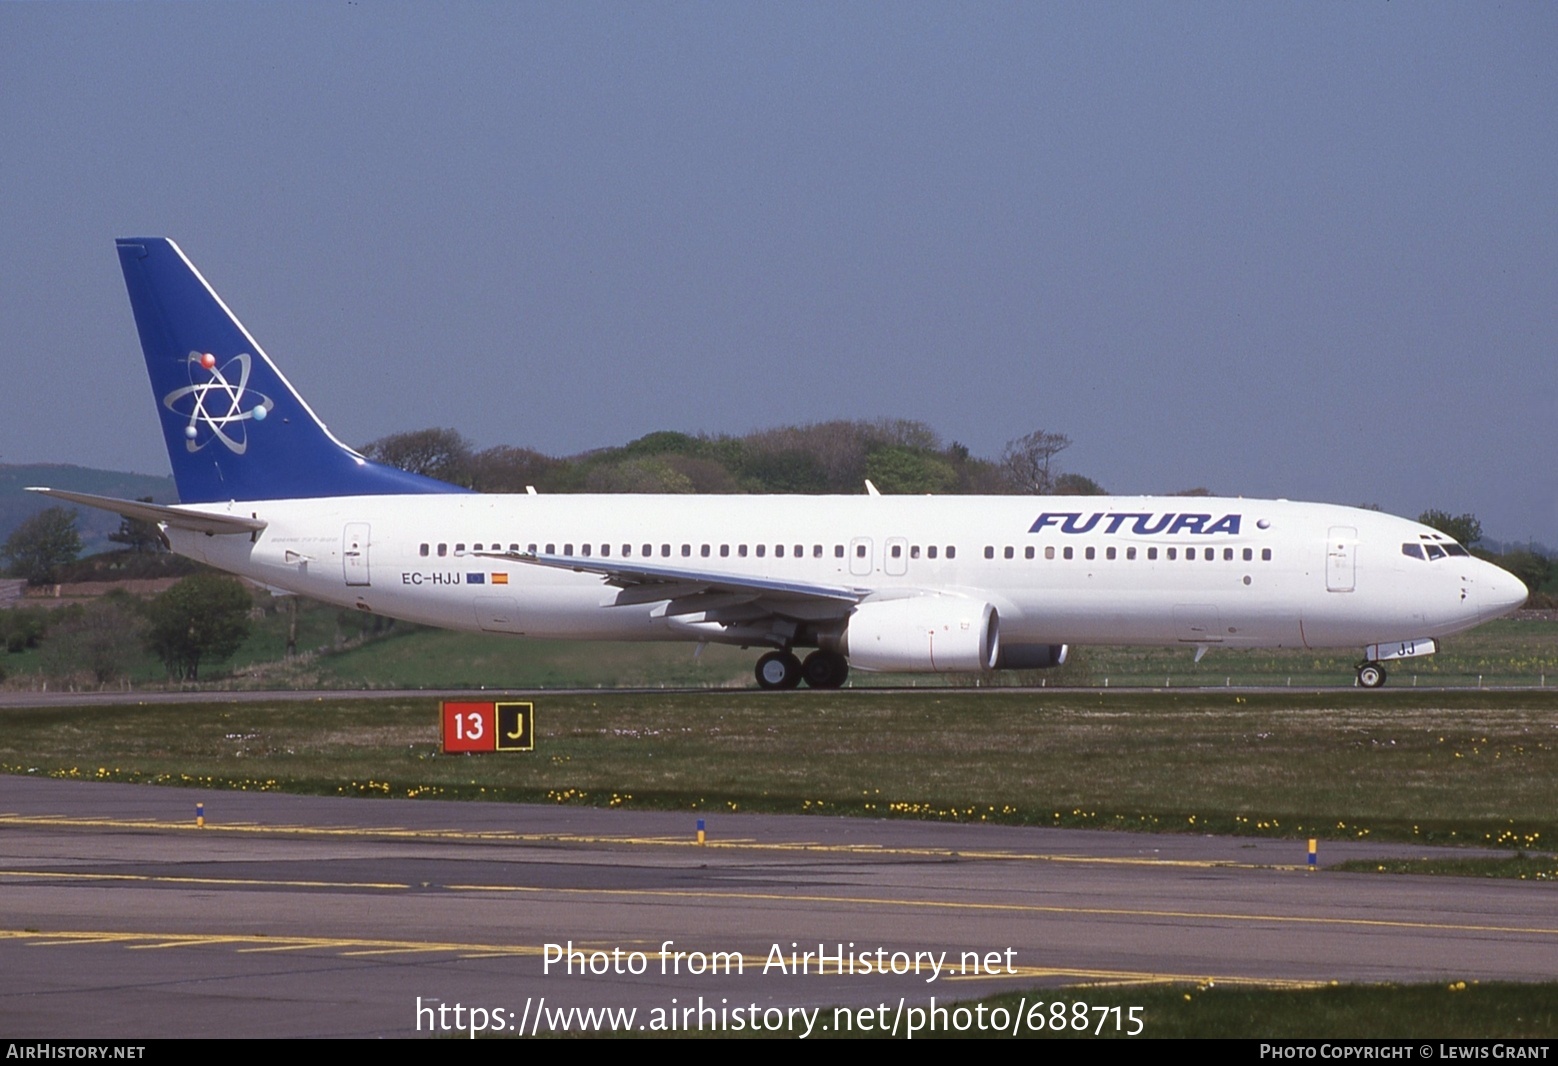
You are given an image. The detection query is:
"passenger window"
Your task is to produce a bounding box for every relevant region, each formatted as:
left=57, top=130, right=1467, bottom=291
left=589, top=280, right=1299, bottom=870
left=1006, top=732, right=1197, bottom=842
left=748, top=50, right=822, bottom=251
left=698, top=545, right=709, bottom=557
left=437, top=543, right=448, bottom=557
left=756, top=545, right=766, bottom=557
left=1044, top=546, right=1054, bottom=560
left=794, top=545, right=803, bottom=557
left=641, top=544, right=651, bottom=556
left=928, top=546, right=938, bottom=559
left=455, top=543, right=466, bottom=556
left=419, top=544, right=429, bottom=557
left=1261, top=548, right=1272, bottom=561
left=620, top=544, right=630, bottom=556
left=720, top=545, right=729, bottom=557
left=1106, top=546, right=1116, bottom=560
left=1084, top=546, right=1094, bottom=560
left=1126, top=546, right=1136, bottom=560
left=1063, top=546, right=1074, bottom=560
left=601, top=544, right=610, bottom=556
left=1223, top=548, right=1233, bottom=561
left=813, top=545, right=822, bottom=557
left=1186, top=547, right=1196, bottom=560
left=509, top=544, right=519, bottom=553
left=1003, top=546, right=1014, bottom=559
left=985, top=546, right=995, bottom=559
left=739, top=545, right=748, bottom=557
left=856, top=545, right=867, bottom=557
left=681, top=544, right=691, bottom=557
left=1167, top=548, right=1177, bottom=560
left=661, top=544, right=671, bottom=557
left=544, top=544, right=555, bottom=555
left=911, top=545, right=921, bottom=559
left=776, top=545, right=785, bottom=558
left=891, top=545, right=903, bottom=558
left=1243, top=548, right=1253, bottom=561
left=834, top=545, right=844, bottom=558
left=1025, top=546, right=1034, bottom=560
left=527, top=543, right=537, bottom=554
left=947, top=546, right=956, bottom=559
left=581, top=544, right=591, bottom=557
left=1147, top=547, right=1157, bottom=560
left=563, top=543, right=573, bottom=555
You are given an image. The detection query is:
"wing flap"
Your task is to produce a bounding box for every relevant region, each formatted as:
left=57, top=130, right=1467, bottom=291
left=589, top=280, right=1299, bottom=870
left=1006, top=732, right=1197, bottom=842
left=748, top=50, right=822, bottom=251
left=476, top=549, right=867, bottom=604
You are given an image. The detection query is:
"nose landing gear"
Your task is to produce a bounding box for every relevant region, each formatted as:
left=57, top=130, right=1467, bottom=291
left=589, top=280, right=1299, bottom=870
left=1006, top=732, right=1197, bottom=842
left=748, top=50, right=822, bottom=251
left=1356, top=661, right=1387, bottom=688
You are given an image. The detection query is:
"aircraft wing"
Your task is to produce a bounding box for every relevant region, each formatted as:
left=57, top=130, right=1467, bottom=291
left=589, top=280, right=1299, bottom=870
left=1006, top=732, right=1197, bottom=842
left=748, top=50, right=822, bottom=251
left=475, top=549, right=869, bottom=618
left=25, top=487, right=267, bottom=536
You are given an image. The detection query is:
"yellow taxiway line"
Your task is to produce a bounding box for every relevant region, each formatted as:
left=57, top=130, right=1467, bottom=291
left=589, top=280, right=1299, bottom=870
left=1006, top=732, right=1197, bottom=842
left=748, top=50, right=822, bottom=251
left=0, top=928, right=1319, bottom=988
left=3, top=869, right=1555, bottom=940
left=0, top=812, right=1300, bottom=871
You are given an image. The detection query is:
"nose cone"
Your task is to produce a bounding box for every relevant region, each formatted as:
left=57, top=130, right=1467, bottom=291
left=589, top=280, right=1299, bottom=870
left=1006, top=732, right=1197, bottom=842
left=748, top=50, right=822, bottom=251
left=1480, top=560, right=1529, bottom=620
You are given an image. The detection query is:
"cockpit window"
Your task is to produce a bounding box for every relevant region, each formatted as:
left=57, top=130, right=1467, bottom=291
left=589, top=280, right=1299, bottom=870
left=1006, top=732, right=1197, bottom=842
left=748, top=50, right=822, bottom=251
left=1425, top=544, right=1447, bottom=560
left=1443, top=544, right=1470, bottom=557
left=1401, top=543, right=1425, bottom=560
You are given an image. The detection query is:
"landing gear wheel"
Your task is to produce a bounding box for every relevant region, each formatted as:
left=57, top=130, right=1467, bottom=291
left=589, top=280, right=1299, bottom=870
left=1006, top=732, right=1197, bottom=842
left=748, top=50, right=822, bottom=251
left=755, top=651, right=802, bottom=690
left=801, top=650, right=850, bottom=689
left=1357, top=662, right=1387, bottom=689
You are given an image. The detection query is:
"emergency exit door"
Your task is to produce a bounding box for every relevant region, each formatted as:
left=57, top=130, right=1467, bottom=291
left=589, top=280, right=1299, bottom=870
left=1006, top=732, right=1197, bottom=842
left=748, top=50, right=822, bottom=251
left=343, top=523, right=371, bottom=586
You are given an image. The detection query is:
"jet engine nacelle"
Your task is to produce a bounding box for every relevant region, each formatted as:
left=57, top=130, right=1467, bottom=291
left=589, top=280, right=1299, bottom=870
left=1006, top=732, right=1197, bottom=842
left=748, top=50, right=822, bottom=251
left=837, top=597, right=1000, bottom=673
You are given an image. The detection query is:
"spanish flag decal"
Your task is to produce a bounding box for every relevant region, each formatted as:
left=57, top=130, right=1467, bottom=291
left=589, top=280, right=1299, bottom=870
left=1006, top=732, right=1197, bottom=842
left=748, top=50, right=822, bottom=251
left=491, top=572, right=509, bottom=585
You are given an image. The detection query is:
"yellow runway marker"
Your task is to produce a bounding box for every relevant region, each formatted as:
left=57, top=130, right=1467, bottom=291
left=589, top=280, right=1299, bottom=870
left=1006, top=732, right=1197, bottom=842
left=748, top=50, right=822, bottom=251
left=0, top=928, right=1322, bottom=988
left=4, top=867, right=1554, bottom=940
left=0, top=814, right=1298, bottom=871
left=0, top=869, right=410, bottom=891
left=0, top=928, right=549, bottom=959
left=440, top=883, right=1558, bottom=939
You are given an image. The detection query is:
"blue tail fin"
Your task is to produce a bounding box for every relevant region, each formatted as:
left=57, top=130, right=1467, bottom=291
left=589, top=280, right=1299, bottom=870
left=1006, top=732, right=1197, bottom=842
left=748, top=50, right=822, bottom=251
left=117, top=238, right=468, bottom=504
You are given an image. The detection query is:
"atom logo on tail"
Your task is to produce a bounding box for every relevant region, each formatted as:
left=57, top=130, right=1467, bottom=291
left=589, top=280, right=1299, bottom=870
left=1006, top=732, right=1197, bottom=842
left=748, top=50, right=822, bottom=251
left=162, top=351, right=275, bottom=454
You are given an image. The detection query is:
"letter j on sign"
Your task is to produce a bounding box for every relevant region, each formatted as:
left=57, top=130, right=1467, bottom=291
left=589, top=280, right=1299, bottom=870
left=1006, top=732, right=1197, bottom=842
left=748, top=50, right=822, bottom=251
left=441, top=701, right=535, bottom=753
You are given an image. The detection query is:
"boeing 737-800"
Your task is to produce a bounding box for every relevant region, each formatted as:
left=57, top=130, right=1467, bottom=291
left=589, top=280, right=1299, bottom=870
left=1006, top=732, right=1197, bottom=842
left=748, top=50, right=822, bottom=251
left=32, top=239, right=1529, bottom=689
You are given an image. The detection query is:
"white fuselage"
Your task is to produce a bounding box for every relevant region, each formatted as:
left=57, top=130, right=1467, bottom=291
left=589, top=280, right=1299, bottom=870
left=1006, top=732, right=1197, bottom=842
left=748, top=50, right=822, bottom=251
left=166, top=493, right=1525, bottom=657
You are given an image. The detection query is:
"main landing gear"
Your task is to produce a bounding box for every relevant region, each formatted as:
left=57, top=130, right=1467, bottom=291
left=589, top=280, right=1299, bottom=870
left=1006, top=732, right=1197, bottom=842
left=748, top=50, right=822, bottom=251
left=755, top=650, right=849, bottom=690
left=1356, top=661, right=1387, bottom=689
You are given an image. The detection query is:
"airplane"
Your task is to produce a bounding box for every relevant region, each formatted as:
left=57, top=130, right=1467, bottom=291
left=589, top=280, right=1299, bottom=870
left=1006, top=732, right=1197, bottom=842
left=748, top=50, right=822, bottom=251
left=31, top=238, right=1529, bottom=690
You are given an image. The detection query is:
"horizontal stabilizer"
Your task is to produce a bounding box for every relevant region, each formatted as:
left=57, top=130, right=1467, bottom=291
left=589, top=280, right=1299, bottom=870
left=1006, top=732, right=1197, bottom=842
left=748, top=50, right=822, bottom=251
left=26, top=487, right=267, bottom=536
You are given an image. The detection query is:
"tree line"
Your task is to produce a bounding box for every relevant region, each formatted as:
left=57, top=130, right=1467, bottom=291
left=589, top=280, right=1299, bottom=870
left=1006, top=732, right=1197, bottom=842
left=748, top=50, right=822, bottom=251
left=359, top=422, right=1105, bottom=497
left=0, top=571, right=253, bottom=686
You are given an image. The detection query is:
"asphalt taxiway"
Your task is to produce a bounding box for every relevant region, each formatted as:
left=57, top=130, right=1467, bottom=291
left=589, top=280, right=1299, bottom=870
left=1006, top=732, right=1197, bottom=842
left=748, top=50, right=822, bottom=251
left=2, top=774, right=1555, bottom=1038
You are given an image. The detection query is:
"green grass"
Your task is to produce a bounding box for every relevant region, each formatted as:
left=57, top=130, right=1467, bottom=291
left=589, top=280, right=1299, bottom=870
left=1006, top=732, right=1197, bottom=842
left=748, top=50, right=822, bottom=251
left=5, top=690, right=1556, bottom=849
left=885, top=981, right=1558, bottom=1039
left=307, top=616, right=1558, bottom=691
left=545, top=981, right=1558, bottom=1038
left=6, top=596, right=1553, bottom=693
left=311, top=627, right=757, bottom=689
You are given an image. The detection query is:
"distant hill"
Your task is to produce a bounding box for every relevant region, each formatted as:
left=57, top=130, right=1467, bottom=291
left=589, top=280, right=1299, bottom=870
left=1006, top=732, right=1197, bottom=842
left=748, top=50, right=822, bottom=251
left=0, top=464, right=176, bottom=556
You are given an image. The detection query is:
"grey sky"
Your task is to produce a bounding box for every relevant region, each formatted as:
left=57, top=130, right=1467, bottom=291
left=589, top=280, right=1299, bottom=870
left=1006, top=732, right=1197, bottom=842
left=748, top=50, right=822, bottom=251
left=2, top=3, right=1554, bottom=543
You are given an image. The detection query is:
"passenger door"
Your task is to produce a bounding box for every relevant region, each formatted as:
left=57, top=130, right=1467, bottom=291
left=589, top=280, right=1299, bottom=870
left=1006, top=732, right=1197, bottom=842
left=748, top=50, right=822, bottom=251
left=1326, top=527, right=1357, bottom=592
